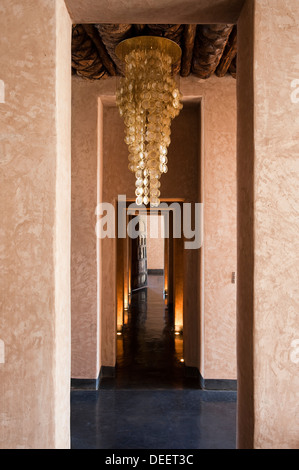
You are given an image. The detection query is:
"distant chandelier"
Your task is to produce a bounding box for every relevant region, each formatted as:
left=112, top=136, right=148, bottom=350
left=115, top=36, right=183, bottom=207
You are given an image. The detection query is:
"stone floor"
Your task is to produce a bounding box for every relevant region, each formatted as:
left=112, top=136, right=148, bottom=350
left=71, top=275, right=237, bottom=449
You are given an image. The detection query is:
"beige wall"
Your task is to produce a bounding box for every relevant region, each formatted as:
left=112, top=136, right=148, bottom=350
left=179, top=76, right=237, bottom=379
left=238, top=0, right=299, bottom=449
left=71, top=73, right=237, bottom=379
left=54, top=0, right=72, bottom=448
left=237, top=0, right=255, bottom=448
left=1, top=0, right=298, bottom=452
left=71, top=84, right=109, bottom=379
left=0, top=0, right=71, bottom=449
left=147, top=215, right=165, bottom=271
left=71, top=81, right=116, bottom=376
left=199, top=78, right=237, bottom=380
left=65, top=0, right=245, bottom=23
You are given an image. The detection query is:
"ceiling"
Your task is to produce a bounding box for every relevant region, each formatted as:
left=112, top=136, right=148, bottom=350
left=65, top=0, right=245, bottom=24
left=71, top=24, right=237, bottom=81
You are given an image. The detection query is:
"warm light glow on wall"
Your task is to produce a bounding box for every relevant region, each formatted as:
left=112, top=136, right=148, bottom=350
left=174, top=333, right=184, bottom=363
left=116, top=332, right=124, bottom=360
left=164, top=274, right=168, bottom=292
left=117, top=305, right=123, bottom=331
left=128, top=263, right=132, bottom=300
left=123, top=286, right=129, bottom=311
left=164, top=258, right=168, bottom=301
left=175, top=319, right=183, bottom=333
left=117, top=259, right=124, bottom=329
left=174, top=272, right=183, bottom=332
left=123, top=309, right=129, bottom=325
left=173, top=235, right=184, bottom=333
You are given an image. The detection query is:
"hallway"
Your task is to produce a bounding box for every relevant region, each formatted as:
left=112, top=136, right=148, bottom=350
left=71, top=275, right=237, bottom=449
left=105, top=274, right=189, bottom=389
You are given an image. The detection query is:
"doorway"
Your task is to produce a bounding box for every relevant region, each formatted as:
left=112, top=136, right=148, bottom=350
left=72, top=19, right=237, bottom=446
left=115, top=208, right=189, bottom=388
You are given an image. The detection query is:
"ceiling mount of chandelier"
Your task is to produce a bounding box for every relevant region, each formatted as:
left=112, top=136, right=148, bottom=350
left=115, top=36, right=183, bottom=207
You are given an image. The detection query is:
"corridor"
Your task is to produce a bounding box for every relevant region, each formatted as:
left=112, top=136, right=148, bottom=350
left=107, top=274, right=188, bottom=389
left=71, top=275, right=237, bottom=449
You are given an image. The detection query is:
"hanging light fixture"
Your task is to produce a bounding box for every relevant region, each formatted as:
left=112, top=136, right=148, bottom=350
left=115, top=36, right=183, bottom=207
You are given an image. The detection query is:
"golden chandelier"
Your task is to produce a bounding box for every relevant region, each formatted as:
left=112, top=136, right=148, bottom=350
left=115, top=36, right=183, bottom=207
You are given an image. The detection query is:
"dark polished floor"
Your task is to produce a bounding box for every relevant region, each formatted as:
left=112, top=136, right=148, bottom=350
left=71, top=275, right=237, bottom=449
left=102, top=274, right=194, bottom=390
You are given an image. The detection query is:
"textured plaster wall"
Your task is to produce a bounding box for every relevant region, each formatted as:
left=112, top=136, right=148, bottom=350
left=202, top=79, right=237, bottom=380
left=0, top=0, right=71, bottom=449
left=146, top=215, right=164, bottom=271
left=237, top=0, right=255, bottom=449
left=180, top=76, right=237, bottom=379
left=72, top=74, right=237, bottom=380
left=54, top=0, right=72, bottom=449
left=71, top=81, right=115, bottom=377
left=64, top=0, right=245, bottom=24
left=238, top=0, right=299, bottom=449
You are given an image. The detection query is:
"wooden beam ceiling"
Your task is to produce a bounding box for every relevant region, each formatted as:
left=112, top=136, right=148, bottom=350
left=180, top=25, right=197, bottom=78
left=192, top=24, right=234, bottom=79
left=215, top=25, right=237, bottom=78
left=72, top=24, right=237, bottom=81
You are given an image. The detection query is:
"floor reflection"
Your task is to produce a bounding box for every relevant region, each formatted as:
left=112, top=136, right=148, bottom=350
left=111, top=275, right=198, bottom=389
left=72, top=275, right=237, bottom=449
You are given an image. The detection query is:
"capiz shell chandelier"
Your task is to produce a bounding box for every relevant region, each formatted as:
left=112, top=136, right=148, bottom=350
left=115, top=36, right=183, bottom=207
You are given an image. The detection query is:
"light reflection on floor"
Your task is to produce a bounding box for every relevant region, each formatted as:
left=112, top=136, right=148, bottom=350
left=113, top=274, right=196, bottom=389
left=71, top=275, right=237, bottom=448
